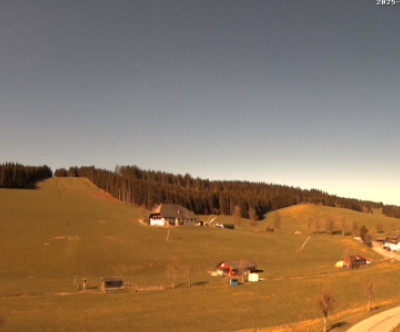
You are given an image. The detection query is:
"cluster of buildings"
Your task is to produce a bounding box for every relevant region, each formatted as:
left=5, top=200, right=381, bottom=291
left=215, top=260, right=260, bottom=283
left=377, top=234, right=400, bottom=252
left=335, top=255, right=371, bottom=269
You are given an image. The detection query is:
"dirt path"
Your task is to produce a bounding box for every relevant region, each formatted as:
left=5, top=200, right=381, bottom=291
left=347, top=306, right=400, bottom=332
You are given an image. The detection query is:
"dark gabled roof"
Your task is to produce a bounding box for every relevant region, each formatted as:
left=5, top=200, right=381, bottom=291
left=387, top=236, right=400, bottom=243
left=102, top=277, right=124, bottom=282
left=217, top=260, right=258, bottom=270
left=385, top=232, right=400, bottom=243
left=150, top=204, right=197, bottom=219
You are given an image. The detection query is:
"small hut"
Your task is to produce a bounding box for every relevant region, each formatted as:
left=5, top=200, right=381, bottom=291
left=101, top=277, right=124, bottom=292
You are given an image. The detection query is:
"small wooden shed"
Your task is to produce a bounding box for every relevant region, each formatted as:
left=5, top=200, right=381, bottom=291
left=101, top=277, right=124, bottom=292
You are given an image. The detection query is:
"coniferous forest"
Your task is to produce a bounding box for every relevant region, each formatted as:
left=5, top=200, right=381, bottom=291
left=0, top=163, right=52, bottom=188
left=54, top=165, right=386, bottom=219
left=3, top=162, right=398, bottom=219
left=382, top=205, right=400, bottom=219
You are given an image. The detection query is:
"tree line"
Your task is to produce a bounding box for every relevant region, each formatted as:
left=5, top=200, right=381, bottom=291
left=0, top=163, right=52, bottom=188
left=55, top=165, right=384, bottom=219
left=382, top=205, right=400, bottom=219
left=1, top=162, right=396, bottom=219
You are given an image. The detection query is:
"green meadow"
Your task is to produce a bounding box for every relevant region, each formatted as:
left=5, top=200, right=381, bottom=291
left=1, top=178, right=400, bottom=331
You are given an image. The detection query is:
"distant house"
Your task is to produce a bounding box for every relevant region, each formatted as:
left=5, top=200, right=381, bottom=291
left=381, top=234, right=400, bottom=252
left=216, top=260, right=258, bottom=276
left=149, top=204, right=198, bottom=226
left=385, top=241, right=400, bottom=252
left=101, top=277, right=124, bottom=292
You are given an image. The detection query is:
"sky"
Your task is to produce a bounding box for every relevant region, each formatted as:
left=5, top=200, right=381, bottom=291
left=1, top=0, right=400, bottom=205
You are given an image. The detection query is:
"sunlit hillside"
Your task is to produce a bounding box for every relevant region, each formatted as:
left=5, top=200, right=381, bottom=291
left=264, top=203, right=398, bottom=235
left=1, top=177, right=400, bottom=332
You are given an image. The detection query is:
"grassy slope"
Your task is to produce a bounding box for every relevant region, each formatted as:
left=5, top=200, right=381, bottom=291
left=1, top=178, right=400, bottom=331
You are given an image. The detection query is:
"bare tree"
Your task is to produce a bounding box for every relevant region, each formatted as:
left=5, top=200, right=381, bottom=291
left=314, top=219, right=321, bottom=233
left=273, top=212, right=281, bottom=230
left=340, top=217, right=347, bottom=236
left=307, top=217, right=313, bottom=234
left=369, top=228, right=377, bottom=240
left=324, top=217, right=335, bottom=235
left=317, top=290, right=336, bottom=332
left=233, top=205, right=241, bottom=228
left=178, top=262, right=195, bottom=288
left=364, top=231, right=373, bottom=247
left=165, top=263, right=178, bottom=289
left=248, top=208, right=258, bottom=227
left=365, top=279, right=375, bottom=312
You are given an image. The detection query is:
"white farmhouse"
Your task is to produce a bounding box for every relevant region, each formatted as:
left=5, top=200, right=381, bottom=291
left=149, top=204, right=198, bottom=226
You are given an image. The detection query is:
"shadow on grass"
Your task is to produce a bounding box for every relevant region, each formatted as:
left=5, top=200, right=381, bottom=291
left=330, top=321, right=348, bottom=330
left=2, top=182, right=38, bottom=189
left=173, top=281, right=209, bottom=289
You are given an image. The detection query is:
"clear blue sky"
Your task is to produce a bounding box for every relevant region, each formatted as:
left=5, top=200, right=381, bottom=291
left=1, top=1, right=399, bottom=205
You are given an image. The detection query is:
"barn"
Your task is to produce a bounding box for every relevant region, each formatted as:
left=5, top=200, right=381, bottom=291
left=149, top=204, right=198, bottom=226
